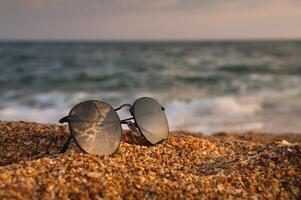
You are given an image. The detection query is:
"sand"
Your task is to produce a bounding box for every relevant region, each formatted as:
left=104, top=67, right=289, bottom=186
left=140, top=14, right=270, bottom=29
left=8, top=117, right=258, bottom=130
left=0, top=121, right=300, bottom=199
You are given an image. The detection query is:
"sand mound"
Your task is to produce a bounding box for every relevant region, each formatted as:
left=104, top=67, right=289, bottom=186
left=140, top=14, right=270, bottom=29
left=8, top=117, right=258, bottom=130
left=0, top=121, right=300, bottom=199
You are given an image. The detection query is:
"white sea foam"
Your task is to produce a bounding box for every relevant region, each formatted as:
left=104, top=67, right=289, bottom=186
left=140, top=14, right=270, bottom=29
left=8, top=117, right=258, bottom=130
left=0, top=91, right=88, bottom=123
left=0, top=106, right=63, bottom=123
left=0, top=91, right=132, bottom=123
left=165, top=96, right=263, bottom=133
left=0, top=90, right=301, bottom=134
left=0, top=95, right=264, bottom=134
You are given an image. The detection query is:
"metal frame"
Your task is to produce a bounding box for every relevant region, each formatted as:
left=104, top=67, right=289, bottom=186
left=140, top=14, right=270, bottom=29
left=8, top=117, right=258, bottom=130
left=59, top=100, right=123, bottom=155
left=132, top=97, right=169, bottom=145
left=58, top=97, right=168, bottom=155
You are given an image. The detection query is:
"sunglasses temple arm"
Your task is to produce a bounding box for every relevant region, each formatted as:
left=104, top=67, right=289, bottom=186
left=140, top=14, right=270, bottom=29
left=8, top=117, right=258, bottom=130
left=59, top=116, right=69, bottom=123
left=59, top=135, right=72, bottom=154
left=114, top=103, right=133, bottom=111
left=120, top=117, right=134, bottom=124
left=58, top=115, right=71, bottom=154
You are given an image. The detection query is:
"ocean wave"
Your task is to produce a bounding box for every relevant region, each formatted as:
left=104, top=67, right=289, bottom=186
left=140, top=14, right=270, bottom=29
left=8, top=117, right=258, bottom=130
left=0, top=94, right=264, bottom=133
left=218, top=64, right=301, bottom=75
left=165, top=96, right=263, bottom=133
left=1, top=41, right=301, bottom=133
left=1, top=89, right=300, bottom=134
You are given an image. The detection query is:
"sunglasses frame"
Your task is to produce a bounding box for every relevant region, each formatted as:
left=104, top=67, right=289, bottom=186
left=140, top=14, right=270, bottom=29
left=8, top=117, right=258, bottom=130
left=58, top=97, right=169, bottom=155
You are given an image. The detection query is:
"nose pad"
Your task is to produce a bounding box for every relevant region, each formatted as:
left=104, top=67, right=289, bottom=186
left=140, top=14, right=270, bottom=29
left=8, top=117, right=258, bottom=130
left=126, top=121, right=140, bottom=137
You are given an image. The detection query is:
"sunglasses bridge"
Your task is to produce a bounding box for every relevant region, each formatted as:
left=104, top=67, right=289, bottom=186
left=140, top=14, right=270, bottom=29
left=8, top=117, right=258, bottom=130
left=114, top=103, right=141, bottom=133
left=114, top=103, right=133, bottom=112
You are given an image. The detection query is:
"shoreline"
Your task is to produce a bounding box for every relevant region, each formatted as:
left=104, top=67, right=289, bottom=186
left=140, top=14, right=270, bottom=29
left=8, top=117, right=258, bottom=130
left=0, top=121, right=300, bottom=199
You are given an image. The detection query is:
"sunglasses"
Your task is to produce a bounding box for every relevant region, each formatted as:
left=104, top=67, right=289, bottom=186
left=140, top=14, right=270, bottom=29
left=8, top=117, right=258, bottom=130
left=58, top=97, right=169, bottom=156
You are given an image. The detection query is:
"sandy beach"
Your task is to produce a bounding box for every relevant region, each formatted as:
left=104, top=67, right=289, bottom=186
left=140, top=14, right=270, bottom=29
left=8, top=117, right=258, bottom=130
left=0, top=121, right=300, bottom=199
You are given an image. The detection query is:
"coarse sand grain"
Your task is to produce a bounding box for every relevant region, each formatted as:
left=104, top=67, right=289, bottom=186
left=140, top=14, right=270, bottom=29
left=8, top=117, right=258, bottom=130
left=0, top=121, right=300, bottom=199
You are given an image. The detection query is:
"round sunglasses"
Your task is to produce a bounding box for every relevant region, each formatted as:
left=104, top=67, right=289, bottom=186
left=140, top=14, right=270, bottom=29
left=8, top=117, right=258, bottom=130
left=58, top=97, right=169, bottom=156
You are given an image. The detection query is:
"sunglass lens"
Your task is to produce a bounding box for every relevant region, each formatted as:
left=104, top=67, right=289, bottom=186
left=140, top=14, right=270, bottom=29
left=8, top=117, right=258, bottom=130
left=133, top=97, right=169, bottom=144
left=68, top=100, right=122, bottom=155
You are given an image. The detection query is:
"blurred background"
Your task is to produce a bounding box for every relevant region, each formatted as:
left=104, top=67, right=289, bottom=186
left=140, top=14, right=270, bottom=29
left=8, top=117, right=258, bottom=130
left=0, top=0, right=301, bottom=134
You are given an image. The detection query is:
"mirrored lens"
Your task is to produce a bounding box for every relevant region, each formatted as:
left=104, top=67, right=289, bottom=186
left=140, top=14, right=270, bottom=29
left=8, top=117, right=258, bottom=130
left=68, top=100, right=122, bottom=155
left=133, top=97, right=169, bottom=144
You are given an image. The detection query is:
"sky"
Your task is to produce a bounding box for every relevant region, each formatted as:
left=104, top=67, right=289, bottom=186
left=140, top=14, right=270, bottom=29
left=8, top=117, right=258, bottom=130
left=0, top=0, right=301, bottom=40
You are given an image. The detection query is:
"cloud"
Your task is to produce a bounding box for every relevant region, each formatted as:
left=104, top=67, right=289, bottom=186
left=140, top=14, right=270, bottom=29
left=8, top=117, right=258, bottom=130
left=0, top=0, right=277, bottom=14
left=1, top=0, right=300, bottom=15
left=0, top=0, right=300, bottom=40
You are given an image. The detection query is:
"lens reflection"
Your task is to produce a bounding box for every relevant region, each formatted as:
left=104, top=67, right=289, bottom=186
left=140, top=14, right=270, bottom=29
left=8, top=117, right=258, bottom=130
left=133, top=97, right=169, bottom=144
left=69, top=100, right=122, bottom=155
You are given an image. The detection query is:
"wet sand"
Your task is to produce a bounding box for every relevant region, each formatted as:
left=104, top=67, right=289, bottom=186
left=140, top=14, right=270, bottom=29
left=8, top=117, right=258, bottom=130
left=0, top=121, right=300, bottom=199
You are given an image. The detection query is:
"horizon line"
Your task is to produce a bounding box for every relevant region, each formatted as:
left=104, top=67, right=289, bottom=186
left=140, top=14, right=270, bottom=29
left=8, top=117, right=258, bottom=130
left=0, top=38, right=301, bottom=43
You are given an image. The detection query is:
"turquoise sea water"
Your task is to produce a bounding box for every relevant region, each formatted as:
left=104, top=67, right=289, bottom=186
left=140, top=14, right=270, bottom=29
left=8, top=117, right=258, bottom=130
left=0, top=41, right=301, bottom=133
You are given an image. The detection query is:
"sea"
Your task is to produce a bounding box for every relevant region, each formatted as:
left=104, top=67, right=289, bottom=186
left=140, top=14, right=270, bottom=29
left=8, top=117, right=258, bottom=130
left=0, top=41, right=301, bottom=134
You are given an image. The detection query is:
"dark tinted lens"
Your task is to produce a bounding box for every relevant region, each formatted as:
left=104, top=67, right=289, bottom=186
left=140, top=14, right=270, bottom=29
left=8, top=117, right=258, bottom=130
left=133, top=97, right=169, bottom=144
left=69, top=100, right=122, bottom=155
